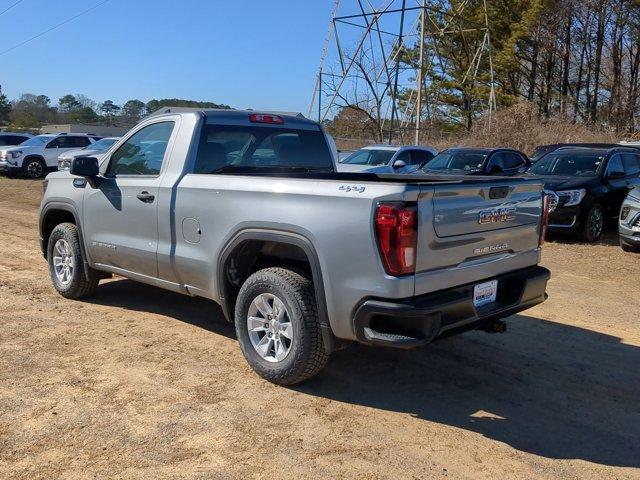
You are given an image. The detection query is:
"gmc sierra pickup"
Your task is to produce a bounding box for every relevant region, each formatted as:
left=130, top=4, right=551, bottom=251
left=39, top=110, right=551, bottom=385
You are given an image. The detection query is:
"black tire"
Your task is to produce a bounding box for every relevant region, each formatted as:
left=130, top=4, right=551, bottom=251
left=234, top=267, right=330, bottom=385
left=47, top=223, right=100, bottom=299
left=23, top=157, right=46, bottom=179
left=580, top=204, right=604, bottom=243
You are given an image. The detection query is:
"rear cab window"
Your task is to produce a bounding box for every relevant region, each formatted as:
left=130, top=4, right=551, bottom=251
left=194, top=123, right=334, bottom=174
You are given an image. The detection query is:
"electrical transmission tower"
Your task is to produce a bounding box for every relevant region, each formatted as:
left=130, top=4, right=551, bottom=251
left=309, top=0, right=496, bottom=145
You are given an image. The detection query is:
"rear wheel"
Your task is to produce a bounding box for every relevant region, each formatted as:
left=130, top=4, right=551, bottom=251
left=234, top=267, right=330, bottom=385
left=47, top=223, right=100, bottom=299
left=580, top=204, right=604, bottom=243
left=23, top=158, right=46, bottom=179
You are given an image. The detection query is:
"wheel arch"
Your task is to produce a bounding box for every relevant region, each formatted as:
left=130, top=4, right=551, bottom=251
left=217, top=229, right=337, bottom=351
left=40, top=202, right=93, bottom=277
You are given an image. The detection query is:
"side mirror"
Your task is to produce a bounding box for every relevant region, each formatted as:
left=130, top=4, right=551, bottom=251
left=393, top=159, right=407, bottom=169
left=607, top=170, right=625, bottom=180
left=70, top=156, right=99, bottom=178
left=488, top=164, right=503, bottom=174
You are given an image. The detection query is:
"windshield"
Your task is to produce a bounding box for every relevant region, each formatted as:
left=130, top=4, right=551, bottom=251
left=85, top=138, right=118, bottom=151
left=340, top=149, right=395, bottom=166
left=528, top=151, right=604, bottom=177
left=20, top=135, right=53, bottom=147
left=424, top=150, right=487, bottom=172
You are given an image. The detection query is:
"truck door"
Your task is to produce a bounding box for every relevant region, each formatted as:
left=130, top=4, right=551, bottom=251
left=82, top=121, right=176, bottom=277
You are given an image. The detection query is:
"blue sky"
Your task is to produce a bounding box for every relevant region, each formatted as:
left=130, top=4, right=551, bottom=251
left=0, top=0, right=336, bottom=113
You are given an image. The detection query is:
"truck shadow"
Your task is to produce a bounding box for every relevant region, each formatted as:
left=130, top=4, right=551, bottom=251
left=86, top=278, right=236, bottom=339
left=296, top=315, right=640, bottom=468
left=84, top=280, right=639, bottom=468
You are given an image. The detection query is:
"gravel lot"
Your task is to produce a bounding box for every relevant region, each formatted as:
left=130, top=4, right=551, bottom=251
left=1, top=176, right=639, bottom=479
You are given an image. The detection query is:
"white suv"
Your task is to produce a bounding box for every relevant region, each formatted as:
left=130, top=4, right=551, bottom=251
left=0, top=133, right=100, bottom=178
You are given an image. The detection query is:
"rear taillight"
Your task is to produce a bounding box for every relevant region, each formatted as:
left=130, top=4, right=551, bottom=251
left=249, top=113, right=284, bottom=125
left=539, top=192, right=552, bottom=247
left=375, top=203, right=418, bottom=276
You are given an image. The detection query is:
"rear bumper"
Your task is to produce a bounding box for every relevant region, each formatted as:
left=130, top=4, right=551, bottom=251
left=353, top=265, right=550, bottom=348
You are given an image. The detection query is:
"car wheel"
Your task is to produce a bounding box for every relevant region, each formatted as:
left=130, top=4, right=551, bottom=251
left=23, top=158, right=46, bottom=179
left=47, top=223, right=100, bottom=299
left=234, top=267, right=330, bottom=385
left=581, top=204, right=604, bottom=242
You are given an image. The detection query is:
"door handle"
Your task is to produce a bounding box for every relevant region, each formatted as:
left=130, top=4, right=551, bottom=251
left=136, top=191, right=155, bottom=203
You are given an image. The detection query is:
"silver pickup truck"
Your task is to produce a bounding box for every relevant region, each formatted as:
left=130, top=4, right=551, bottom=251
left=39, top=110, right=551, bottom=385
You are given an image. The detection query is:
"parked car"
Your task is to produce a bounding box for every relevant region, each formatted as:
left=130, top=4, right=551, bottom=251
left=619, top=186, right=640, bottom=252
left=531, top=143, right=632, bottom=163
left=336, top=144, right=438, bottom=173
left=39, top=109, right=550, bottom=385
left=0, top=133, right=101, bottom=179
left=527, top=146, right=640, bottom=242
left=420, top=147, right=530, bottom=176
left=58, top=137, right=121, bottom=170
left=337, top=150, right=354, bottom=162
left=0, top=132, right=32, bottom=147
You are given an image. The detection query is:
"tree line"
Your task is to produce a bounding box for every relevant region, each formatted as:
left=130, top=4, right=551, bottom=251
left=0, top=86, right=231, bottom=131
left=325, top=0, right=640, bottom=143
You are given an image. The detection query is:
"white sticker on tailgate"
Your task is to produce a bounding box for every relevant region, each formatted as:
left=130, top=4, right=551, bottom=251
left=474, top=280, right=498, bottom=307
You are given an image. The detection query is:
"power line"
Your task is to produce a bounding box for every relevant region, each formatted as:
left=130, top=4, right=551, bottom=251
left=0, top=0, right=111, bottom=57
left=0, top=0, right=24, bottom=17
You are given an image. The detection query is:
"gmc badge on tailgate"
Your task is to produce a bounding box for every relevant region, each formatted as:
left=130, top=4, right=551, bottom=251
left=478, top=206, right=517, bottom=225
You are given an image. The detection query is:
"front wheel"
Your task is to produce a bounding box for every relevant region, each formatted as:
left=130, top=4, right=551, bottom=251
left=23, top=158, right=46, bottom=179
left=47, top=223, right=100, bottom=299
left=234, top=267, right=330, bottom=385
left=580, top=204, right=604, bottom=243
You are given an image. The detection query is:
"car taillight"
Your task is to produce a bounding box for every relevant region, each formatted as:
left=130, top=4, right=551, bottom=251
left=375, top=203, right=418, bottom=276
left=249, top=113, right=284, bottom=125
left=539, top=192, right=552, bottom=247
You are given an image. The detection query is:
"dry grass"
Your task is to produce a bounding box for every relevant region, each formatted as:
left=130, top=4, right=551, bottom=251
left=333, top=102, right=623, bottom=156
left=448, top=102, right=620, bottom=155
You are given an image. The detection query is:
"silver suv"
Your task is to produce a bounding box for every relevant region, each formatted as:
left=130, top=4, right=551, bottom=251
left=620, top=186, right=640, bottom=252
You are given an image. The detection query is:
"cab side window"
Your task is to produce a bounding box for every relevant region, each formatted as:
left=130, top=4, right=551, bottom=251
left=622, top=153, right=640, bottom=176
left=486, top=152, right=506, bottom=171
left=46, top=137, right=65, bottom=148
left=106, top=122, right=175, bottom=176
left=605, top=154, right=625, bottom=177
left=503, top=152, right=527, bottom=170
left=394, top=150, right=412, bottom=164
left=411, top=150, right=434, bottom=165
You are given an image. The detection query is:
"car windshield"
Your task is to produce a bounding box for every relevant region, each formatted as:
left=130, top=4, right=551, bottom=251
left=424, top=150, right=487, bottom=172
left=528, top=151, right=604, bottom=176
left=85, top=138, right=118, bottom=151
left=340, top=149, right=395, bottom=166
left=20, top=135, right=53, bottom=147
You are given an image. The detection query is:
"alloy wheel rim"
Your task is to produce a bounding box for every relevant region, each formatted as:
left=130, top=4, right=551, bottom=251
left=28, top=161, right=43, bottom=178
left=247, top=293, right=293, bottom=363
left=52, top=239, right=74, bottom=285
left=589, top=208, right=603, bottom=239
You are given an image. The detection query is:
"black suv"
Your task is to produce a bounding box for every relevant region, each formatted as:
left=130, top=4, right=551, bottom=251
left=528, top=146, right=640, bottom=242
left=421, top=147, right=530, bottom=175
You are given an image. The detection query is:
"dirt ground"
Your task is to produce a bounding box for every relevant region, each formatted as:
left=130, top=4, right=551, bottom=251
left=0, top=176, right=639, bottom=480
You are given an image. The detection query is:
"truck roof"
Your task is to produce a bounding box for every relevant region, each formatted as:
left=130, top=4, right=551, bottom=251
left=148, top=108, right=320, bottom=130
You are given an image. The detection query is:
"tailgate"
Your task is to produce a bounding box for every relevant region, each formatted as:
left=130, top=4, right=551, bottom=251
left=414, top=179, right=544, bottom=295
